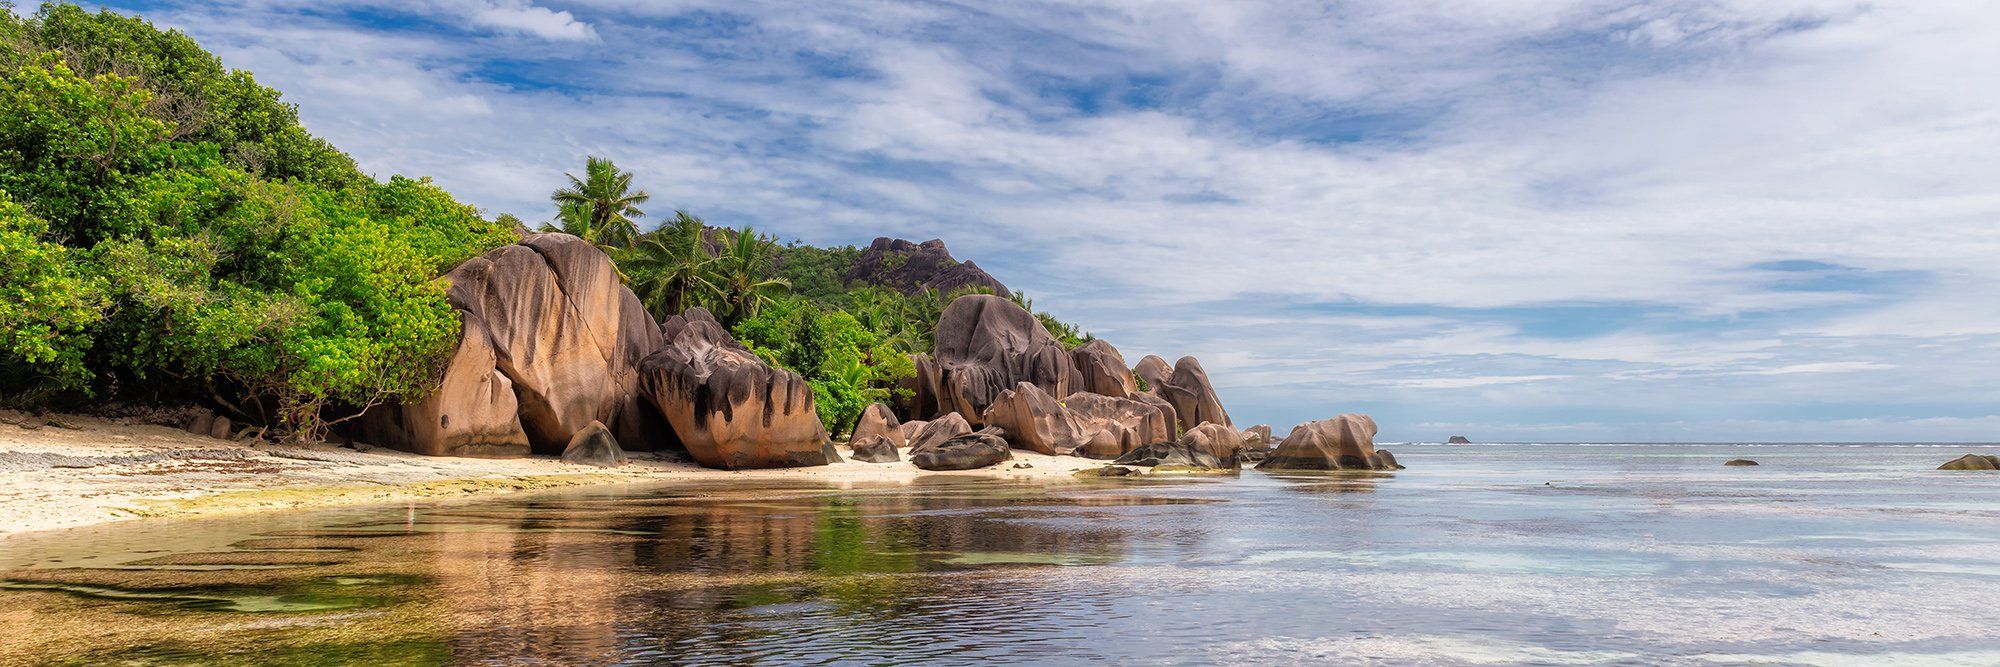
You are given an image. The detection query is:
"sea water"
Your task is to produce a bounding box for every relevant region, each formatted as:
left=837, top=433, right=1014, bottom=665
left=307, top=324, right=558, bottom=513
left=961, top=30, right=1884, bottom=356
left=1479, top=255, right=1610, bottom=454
left=1, top=442, right=1997, bottom=666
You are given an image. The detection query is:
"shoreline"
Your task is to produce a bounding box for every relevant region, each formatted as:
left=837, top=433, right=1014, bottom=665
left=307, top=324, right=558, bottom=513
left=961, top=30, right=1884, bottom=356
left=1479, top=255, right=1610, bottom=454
left=0, top=412, right=1127, bottom=539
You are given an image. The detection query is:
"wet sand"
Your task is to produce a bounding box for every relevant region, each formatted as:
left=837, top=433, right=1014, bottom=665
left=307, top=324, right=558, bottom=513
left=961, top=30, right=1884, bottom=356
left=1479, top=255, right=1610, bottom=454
left=0, top=411, right=1119, bottom=536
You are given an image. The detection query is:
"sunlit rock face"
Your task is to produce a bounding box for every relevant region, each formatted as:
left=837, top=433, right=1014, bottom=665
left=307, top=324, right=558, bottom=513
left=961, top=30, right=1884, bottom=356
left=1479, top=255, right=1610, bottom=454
left=1069, top=339, right=1135, bottom=398
left=637, top=308, right=833, bottom=470
left=850, top=403, right=904, bottom=448
left=910, top=432, right=1013, bottom=470
left=1938, top=454, right=2000, bottom=470
left=1159, top=356, right=1232, bottom=433
left=1179, top=422, right=1245, bottom=463
left=845, top=237, right=1010, bottom=298
left=1256, top=414, right=1399, bottom=471
left=356, top=233, right=668, bottom=457
left=908, top=413, right=972, bottom=454
left=1062, top=392, right=1175, bottom=460
left=931, top=295, right=1075, bottom=425
left=1241, top=425, right=1274, bottom=452
left=981, top=382, right=1090, bottom=456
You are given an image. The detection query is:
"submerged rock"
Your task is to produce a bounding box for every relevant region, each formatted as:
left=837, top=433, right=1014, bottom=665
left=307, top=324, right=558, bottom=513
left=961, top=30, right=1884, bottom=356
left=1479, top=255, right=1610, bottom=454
left=849, top=435, right=900, bottom=463
left=1256, top=414, right=1394, bottom=471
left=1113, top=441, right=1227, bottom=469
left=910, top=432, right=1013, bottom=470
left=637, top=309, right=832, bottom=470
left=560, top=421, right=627, bottom=467
left=1938, top=454, right=2000, bottom=471
left=1724, top=459, right=1759, bottom=467
left=931, top=295, right=1076, bottom=424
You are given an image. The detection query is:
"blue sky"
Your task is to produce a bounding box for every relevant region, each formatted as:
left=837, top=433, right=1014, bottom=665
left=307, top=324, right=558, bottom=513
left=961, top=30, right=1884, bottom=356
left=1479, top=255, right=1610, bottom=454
left=77, top=0, right=2000, bottom=441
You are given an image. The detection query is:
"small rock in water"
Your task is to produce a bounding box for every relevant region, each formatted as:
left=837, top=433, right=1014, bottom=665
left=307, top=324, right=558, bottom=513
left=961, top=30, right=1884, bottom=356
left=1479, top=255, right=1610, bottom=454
left=1075, top=465, right=1135, bottom=477
left=1937, top=454, right=2000, bottom=471
left=1724, top=459, right=1759, bottom=466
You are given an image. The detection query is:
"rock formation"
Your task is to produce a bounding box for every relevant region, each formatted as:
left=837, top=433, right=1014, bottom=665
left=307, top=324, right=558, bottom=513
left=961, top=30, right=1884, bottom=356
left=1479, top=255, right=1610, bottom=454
left=850, top=403, right=904, bottom=448
left=355, top=233, right=667, bottom=458
left=1256, top=414, right=1396, bottom=471
left=982, top=382, right=1090, bottom=455
left=1371, top=449, right=1404, bottom=470
left=637, top=308, right=834, bottom=470
left=1063, top=391, right=1175, bottom=459
left=1241, top=424, right=1274, bottom=452
left=848, top=435, right=900, bottom=463
left=1938, top=454, right=2000, bottom=470
left=1069, top=339, right=1135, bottom=398
left=908, top=412, right=972, bottom=453
left=1447, top=435, right=1472, bottom=444
left=560, top=421, right=628, bottom=467
left=910, top=432, right=1013, bottom=470
left=844, top=237, right=1010, bottom=298
left=1113, top=441, right=1228, bottom=468
left=1160, top=356, right=1231, bottom=432
left=1133, top=355, right=1172, bottom=397
left=1724, top=459, right=1759, bottom=467
left=930, top=295, right=1075, bottom=424
left=1179, top=422, right=1246, bottom=463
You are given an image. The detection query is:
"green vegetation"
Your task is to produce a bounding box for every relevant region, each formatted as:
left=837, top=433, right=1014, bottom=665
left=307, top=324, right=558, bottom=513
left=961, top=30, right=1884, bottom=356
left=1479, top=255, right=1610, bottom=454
left=0, top=4, right=514, bottom=437
left=0, top=1, right=1094, bottom=441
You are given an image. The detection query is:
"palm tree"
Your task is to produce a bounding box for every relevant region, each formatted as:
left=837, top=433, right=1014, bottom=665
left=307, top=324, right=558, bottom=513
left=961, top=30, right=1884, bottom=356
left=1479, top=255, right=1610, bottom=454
left=549, top=156, right=649, bottom=249
left=710, top=225, right=791, bottom=326
left=538, top=201, right=597, bottom=239
left=620, top=211, right=717, bottom=318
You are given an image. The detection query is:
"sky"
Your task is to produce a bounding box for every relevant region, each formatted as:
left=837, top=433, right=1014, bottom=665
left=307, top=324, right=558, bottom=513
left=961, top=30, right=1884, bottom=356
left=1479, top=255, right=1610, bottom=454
left=72, top=0, right=2000, bottom=442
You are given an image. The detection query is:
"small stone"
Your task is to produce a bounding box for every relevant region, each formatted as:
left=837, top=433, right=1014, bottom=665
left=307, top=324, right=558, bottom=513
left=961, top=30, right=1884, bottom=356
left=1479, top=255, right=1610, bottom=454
left=1012, top=462, right=1033, bottom=469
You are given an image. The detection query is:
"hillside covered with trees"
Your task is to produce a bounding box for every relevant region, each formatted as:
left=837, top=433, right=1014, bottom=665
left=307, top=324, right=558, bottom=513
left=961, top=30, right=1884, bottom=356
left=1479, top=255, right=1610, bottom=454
left=0, top=2, right=1087, bottom=439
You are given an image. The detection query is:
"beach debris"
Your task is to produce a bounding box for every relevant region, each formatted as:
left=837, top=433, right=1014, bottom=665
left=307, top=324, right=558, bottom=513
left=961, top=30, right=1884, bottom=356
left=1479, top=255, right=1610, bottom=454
left=560, top=421, right=628, bottom=468
left=1256, top=414, right=1402, bottom=471
left=1938, top=454, right=2000, bottom=470
left=910, top=432, right=1012, bottom=470
left=849, top=435, right=900, bottom=463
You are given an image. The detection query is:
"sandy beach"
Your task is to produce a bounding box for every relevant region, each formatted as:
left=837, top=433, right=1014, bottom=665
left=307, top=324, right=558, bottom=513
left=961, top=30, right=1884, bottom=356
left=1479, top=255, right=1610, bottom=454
left=0, top=411, right=1118, bottom=537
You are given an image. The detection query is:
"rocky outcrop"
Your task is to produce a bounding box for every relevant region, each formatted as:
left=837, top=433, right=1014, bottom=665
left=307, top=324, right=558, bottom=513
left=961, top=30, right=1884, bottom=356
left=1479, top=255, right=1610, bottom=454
left=982, top=382, right=1089, bottom=455
left=910, top=432, right=1012, bottom=470
left=1939, top=454, right=2000, bottom=470
left=845, top=238, right=1010, bottom=298
left=1447, top=435, right=1472, bottom=444
left=848, top=435, right=900, bottom=463
left=1070, top=339, right=1135, bottom=398
left=1133, top=355, right=1172, bottom=397
left=1256, top=414, right=1394, bottom=471
left=850, top=403, right=904, bottom=448
left=1114, top=441, right=1228, bottom=468
left=637, top=308, right=833, bottom=470
left=1371, top=449, right=1404, bottom=470
left=1063, top=392, right=1175, bottom=459
left=356, top=233, right=667, bottom=458
left=909, top=412, right=972, bottom=453
left=931, top=295, right=1075, bottom=424
left=1241, top=424, right=1274, bottom=452
left=560, top=421, right=628, bottom=467
left=1160, top=356, right=1231, bottom=432
left=1180, top=422, right=1245, bottom=463
left=1724, top=459, right=1759, bottom=467
left=901, top=353, right=944, bottom=423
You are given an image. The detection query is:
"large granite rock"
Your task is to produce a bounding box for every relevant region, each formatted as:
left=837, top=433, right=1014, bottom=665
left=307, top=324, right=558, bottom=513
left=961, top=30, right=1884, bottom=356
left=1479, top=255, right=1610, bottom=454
left=849, top=435, right=900, bottom=463
left=931, top=295, right=1075, bottom=424
left=1069, top=339, right=1135, bottom=398
left=1256, top=414, right=1395, bottom=471
left=1180, top=422, right=1245, bottom=463
left=981, top=382, right=1089, bottom=455
left=1129, top=391, right=1179, bottom=440
left=1160, top=356, right=1232, bottom=432
left=1939, top=454, right=2000, bottom=470
left=637, top=308, right=833, bottom=470
left=560, top=421, right=628, bottom=467
left=356, top=233, right=667, bottom=458
left=1241, top=424, right=1274, bottom=452
left=909, top=412, right=972, bottom=453
left=901, top=353, right=944, bottom=423
left=845, top=237, right=1010, bottom=298
left=910, top=432, right=1013, bottom=470
left=1113, top=441, right=1227, bottom=468
left=1063, top=392, right=1175, bottom=459
left=1133, top=355, right=1173, bottom=396
left=850, top=403, right=905, bottom=448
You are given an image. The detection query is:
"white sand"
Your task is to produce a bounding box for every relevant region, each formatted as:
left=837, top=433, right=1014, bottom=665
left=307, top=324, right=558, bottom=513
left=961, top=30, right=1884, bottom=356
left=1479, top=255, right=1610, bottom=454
left=0, top=412, right=1125, bottom=536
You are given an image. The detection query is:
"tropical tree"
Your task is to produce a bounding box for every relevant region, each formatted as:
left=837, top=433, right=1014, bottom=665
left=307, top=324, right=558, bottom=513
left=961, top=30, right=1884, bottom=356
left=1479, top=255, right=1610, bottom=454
left=547, top=156, right=648, bottom=248
left=710, top=225, right=791, bottom=326
left=620, top=211, right=716, bottom=318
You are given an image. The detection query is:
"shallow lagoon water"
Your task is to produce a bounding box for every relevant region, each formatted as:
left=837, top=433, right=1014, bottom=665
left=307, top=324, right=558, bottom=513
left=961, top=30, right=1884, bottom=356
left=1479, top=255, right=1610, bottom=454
left=2, top=443, right=1998, bottom=666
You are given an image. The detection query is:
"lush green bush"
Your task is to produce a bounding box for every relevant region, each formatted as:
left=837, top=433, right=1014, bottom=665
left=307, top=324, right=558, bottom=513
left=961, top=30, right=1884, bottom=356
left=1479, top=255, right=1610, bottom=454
left=0, top=5, right=513, bottom=437
left=733, top=297, right=914, bottom=435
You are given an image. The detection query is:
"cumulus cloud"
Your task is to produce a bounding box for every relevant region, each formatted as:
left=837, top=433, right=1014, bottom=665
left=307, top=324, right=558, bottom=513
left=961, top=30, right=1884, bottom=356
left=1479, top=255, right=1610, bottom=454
left=104, top=0, right=2000, bottom=440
